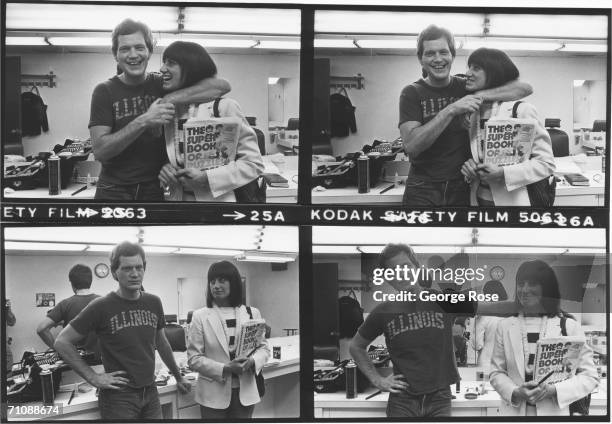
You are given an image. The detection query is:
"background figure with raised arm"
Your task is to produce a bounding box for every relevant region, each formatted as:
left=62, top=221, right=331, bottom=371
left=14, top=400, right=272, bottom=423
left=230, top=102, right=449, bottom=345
left=188, top=261, right=270, bottom=419
left=399, top=25, right=532, bottom=206
left=36, top=264, right=100, bottom=358
left=89, top=19, right=230, bottom=201
left=54, top=242, right=190, bottom=420
left=489, top=259, right=598, bottom=416
left=158, top=42, right=264, bottom=202
left=460, top=48, right=555, bottom=206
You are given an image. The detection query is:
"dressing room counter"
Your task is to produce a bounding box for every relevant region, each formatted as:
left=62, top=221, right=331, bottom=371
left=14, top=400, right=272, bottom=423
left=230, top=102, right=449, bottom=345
left=8, top=336, right=300, bottom=421
left=314, top=379, right=608, bottom=418
left=312, top=156, right=605, bottom=206
left=4, top=156, right=298, bottom=204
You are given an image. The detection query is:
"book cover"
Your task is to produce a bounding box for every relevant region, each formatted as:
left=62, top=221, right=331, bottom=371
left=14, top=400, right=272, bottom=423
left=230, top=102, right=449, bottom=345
left=182, top=117, right=240, bottom=171
left=534, top=336, right=585, bottom=384
left=564, top=173, right=590, bottom=186
left=483, top=118, right=536, bottom=167
left=235, top=319, right=267, bottom=358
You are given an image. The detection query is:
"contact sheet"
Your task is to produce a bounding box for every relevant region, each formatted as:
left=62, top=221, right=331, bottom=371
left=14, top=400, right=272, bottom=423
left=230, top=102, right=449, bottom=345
left=1, top=1, right=610, bottom=423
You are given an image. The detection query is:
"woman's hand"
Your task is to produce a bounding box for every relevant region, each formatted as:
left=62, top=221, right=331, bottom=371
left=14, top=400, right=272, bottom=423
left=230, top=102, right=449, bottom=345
left=530, top=383, right=557, bottom=403
left=511, top=381, right=540, bottom=404
left=241, top=357, right=256, bottom=374
left=476, top=163, right=504, bottom=182
left=461, top=159, right=481, bottom=182
left=175, top=168, right=209, bottom=190
left=224, top=358, right=248, bottom=376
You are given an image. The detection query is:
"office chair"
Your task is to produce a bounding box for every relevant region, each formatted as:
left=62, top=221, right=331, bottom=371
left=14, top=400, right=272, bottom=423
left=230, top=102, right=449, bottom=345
left=592, top=120, right=607, bottom=132
left=164, top=324, right=186, bottom=352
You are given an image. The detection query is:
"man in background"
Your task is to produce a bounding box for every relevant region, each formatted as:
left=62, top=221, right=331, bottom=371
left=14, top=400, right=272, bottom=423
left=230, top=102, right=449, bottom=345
left=55, top=242, right=189, bottom=420
left=37, top=264, right=99, bottom=354
left=90, top=18, right=230, bottom=200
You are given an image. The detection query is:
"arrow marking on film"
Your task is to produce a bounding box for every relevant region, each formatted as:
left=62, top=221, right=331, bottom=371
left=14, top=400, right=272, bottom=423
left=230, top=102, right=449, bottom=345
left=223, top=211, right=246, bottom=220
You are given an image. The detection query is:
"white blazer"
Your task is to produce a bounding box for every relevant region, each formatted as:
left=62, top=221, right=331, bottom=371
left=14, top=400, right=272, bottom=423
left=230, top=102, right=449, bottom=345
left=165, top=98, right=264, bottom=202
left=468, top=101, right=555, bottom=206
left=187, top=305, right=270, bottom=409
left=489, top=315, right=599, bottom=416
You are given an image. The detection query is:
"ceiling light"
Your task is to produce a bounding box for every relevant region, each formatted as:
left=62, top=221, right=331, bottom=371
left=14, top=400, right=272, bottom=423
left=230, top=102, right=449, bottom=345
left=156, top=37, right=256, bottom=48
left=254, top=40, right=301, bottom=50
left=561, top=43, right=607, bottom=53
left=268, top=77, right=280, bottom=84
left=315, top=11, right=483, bottom=35
left=356, top=39, right=415, bottom=49
left=48, top=37, right=111, bottom=46
left=314, top=39, right=357, bottom=48
left=184, top=7, right=301, bottom=35
left=461, top=38, right=561, bottom=51
left=175, top=248, right=243, bottom=256
left=6, top=3, right=178, bottom=32
left=235, top=252, right=296, bottom=263
left=487, top=14, right=607, bottom=39
left=573, top=80, right=586, bottom=87
left=5, top=242, right=87, bottom=251
left=5, top=36, right=48, bottom=46
left=312, top=245, right=358, bottom=254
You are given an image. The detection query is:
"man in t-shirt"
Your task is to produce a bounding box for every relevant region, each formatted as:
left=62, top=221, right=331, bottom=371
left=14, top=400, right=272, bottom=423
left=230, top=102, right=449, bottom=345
left=90, top=18, right=230, bottom=200
left=54, top=242, right=190, bottom=420
left=349, top=243, right=476, bottom=417
left=399, top=25, right=532, bottom=206
left=36, top=264, right=99, bottom=354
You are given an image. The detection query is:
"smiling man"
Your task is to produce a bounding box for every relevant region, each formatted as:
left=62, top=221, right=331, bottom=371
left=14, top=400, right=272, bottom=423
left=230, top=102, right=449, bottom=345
left=399, top=25, right=532, bottom=206
left=54, top=242, right=190, bottom=420
left=89, top=19, right=230, bottom=200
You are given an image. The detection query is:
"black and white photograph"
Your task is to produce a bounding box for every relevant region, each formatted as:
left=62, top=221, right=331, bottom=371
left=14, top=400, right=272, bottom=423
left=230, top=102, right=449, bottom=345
left=4, top=225, right=299, bottom=420
left=313, top=226, right=607, bottom=418
left=311, top=10, right=608, bottom=206
left=3, top=3, right=300, bottom=203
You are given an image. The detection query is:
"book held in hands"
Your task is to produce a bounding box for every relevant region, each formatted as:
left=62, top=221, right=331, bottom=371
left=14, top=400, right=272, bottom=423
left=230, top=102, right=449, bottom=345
left=534, top=336, right=585, bottom=384
left=182, top=117, right=240, bottom=171
left=483, top=118, right=536, bottom=167
left=235, top=318, right=267, bottom=359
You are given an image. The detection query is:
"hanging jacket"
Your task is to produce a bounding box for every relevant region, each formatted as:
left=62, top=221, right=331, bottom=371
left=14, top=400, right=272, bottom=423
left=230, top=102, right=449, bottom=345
left=330, top=92, right=357, bottom=137
left=21, top=90, right=49, bottom=136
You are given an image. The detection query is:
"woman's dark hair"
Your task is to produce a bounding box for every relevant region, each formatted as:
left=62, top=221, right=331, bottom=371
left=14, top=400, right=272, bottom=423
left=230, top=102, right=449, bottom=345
left=206, top=261, right=243, bottom=307
left=163, top=41, right=217, bottom=89
left=467, top=48, right=520, bottom=89
left=515, top=259, right=562, bottom=317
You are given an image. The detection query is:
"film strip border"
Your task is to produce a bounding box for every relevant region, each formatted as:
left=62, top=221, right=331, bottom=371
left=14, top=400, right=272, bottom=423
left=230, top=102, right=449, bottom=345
left=0, top=203, right=608, bottom=227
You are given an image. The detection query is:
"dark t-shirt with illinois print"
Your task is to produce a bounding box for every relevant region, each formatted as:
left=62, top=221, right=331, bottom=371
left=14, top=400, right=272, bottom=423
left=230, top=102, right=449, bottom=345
left=399, top=76, right=470, bottom=181
left=358, top=292, right=474, bottom=395
left=70, top=291, right=165, bottom=388
left=89, top=73, right=167, bottom=185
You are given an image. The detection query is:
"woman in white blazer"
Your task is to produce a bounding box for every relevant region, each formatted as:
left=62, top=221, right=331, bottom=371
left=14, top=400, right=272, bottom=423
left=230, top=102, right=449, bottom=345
left=460, top=48, right=555, bottom=206
left=489, top=260, right=598, bottom=416
left=187, top=261, right=270, bottom=419
left=158, top=41, right=264, bottom=202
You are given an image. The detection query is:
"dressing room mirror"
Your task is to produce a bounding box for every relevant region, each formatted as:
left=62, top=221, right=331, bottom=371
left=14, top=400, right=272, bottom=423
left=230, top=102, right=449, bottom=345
left=268, top=77, right=300, bottom=129
left=573, top=80, right=606, bottom=130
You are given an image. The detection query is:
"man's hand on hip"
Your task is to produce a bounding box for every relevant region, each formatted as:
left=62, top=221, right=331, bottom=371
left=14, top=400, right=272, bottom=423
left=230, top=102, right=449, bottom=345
left=374, top=373, right=410, bottom=393
left=90, top=370, right=129, bottom=390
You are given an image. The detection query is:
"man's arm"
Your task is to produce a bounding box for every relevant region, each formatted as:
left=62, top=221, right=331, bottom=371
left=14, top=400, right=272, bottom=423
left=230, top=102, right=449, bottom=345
left=349, top=333, right=409, bottom=393
left=36, top=317, right=60, bottom=349
left=401, top=95, right=482, bottom=158
left=476, top=80, right=533, bottom=102
left=161, top=77, right=231, bottom=106
left=54, top=324, right=128, bottom=389
left=91, top=99, right=175, bottom=162
left=156, top=329, right=191, bottom=394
